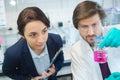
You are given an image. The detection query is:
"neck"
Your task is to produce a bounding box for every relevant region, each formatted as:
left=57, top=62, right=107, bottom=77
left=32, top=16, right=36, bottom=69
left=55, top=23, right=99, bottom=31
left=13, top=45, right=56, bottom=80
left=89, top=43, right=94, bottom=51
left=34, top=47, right=45, bottom=55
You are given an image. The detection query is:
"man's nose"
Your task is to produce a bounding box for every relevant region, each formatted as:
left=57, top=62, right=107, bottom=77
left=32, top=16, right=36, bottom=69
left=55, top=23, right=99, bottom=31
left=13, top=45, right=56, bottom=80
left=88, top=26, right=94, bottom=35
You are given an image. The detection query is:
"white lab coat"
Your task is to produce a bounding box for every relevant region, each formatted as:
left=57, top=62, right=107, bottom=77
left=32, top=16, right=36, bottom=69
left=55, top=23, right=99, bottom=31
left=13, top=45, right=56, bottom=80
left=71, top=32, right=120, bottom=80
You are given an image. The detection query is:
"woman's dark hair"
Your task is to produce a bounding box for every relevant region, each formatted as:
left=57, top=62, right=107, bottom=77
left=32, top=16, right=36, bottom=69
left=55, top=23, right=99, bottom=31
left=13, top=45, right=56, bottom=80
left=73, top=1, right=106, bottom=29
left=17, top=7, right=50, bottom=36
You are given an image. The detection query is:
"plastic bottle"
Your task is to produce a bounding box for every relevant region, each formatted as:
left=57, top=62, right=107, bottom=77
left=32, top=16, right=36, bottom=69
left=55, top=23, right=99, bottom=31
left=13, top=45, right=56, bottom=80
left=94, top=36, right=107, bottom=63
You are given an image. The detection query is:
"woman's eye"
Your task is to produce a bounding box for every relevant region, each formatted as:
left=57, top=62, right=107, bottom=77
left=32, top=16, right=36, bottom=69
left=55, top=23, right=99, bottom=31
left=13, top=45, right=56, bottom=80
left=29, top=33, right=36, bottom=37
left=43, top=29, right=48, bottom=33
left=44, top=30, right=47, bottom=33
left=93, top=23, right=97, bottom=26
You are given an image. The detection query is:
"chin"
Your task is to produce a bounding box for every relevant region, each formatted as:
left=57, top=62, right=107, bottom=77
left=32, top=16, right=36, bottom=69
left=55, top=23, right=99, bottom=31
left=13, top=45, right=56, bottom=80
left=87, top=39, right=94, bottom=43
left=36, top=46, right=44, bottom=50
left=87, top=40, right=94, bottom=45
left=89, top=42, right=94, bottom=47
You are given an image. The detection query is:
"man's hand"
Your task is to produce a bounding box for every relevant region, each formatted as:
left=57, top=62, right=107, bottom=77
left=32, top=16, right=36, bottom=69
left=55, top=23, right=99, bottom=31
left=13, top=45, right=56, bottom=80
left=100, top=28, right=120, bottom=48
left=105, top=72, right=120, bottom=80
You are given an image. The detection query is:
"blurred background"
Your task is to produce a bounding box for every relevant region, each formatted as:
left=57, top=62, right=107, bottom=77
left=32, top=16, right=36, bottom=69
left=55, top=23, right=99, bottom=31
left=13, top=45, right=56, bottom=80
left=0, top=0, right=120, bottom=79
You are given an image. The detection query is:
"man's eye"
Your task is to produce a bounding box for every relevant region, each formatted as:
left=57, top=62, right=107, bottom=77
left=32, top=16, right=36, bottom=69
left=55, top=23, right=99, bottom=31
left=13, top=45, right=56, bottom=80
left=81, top=26, right=88, bottom=28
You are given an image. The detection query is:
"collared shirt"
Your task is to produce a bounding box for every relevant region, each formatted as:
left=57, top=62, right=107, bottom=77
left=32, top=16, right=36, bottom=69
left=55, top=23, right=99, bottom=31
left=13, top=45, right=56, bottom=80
left=28, top=44, right=50, bottom=80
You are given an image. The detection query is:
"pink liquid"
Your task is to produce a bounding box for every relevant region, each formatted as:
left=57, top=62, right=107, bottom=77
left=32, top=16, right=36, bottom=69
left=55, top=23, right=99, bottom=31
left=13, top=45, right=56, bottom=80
left=94, top=50, right=107, bottom=63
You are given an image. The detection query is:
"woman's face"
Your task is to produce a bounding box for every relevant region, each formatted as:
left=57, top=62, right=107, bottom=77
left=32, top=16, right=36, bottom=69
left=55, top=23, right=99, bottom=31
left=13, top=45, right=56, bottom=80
left=23, top=20, right=48, bottom=53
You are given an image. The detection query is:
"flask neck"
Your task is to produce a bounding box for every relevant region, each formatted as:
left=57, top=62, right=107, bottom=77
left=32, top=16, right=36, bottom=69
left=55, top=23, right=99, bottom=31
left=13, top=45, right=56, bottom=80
left=94, top=44, right=102, bottom=51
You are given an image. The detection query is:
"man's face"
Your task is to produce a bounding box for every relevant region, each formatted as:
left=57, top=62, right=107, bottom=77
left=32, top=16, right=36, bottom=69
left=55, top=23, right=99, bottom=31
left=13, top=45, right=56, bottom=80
left=78, top=14, right=102, bottom=47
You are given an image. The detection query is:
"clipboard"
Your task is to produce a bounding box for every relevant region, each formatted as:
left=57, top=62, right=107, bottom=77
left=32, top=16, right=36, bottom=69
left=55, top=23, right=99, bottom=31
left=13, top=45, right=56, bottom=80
left=46, top=47, right=62, bottom=71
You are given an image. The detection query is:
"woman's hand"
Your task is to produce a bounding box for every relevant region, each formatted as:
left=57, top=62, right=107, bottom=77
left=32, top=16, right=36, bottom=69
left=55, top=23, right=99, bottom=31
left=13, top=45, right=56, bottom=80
left=31, top=64, right=55, bottom=80
left=31, top=76, right=43, bottom=80
left=41, top=64, right=55, bottom=79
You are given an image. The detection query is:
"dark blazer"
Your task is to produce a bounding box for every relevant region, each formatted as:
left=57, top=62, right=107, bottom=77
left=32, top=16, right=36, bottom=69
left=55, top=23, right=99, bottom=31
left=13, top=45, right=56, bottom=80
left=2, top=33, right=64, bottom=80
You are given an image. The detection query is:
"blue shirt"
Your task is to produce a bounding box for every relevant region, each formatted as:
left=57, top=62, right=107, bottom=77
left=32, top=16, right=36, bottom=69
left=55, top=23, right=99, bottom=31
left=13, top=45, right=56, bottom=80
left=28, top=44, right=50, bottom=80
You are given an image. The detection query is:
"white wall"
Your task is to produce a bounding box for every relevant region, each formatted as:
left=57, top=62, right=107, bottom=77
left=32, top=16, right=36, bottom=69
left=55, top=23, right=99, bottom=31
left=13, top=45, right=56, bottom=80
left=4, top=0, right=120, bottom=29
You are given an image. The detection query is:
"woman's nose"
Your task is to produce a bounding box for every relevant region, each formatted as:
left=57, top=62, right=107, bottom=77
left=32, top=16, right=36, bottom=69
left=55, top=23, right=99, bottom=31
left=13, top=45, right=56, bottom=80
left=37, top=35, right=44, bottom=42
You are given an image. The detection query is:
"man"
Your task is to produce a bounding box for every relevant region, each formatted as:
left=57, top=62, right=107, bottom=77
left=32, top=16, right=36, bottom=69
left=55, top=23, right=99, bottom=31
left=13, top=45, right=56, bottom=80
left=71, top=1, right=120, bottom=80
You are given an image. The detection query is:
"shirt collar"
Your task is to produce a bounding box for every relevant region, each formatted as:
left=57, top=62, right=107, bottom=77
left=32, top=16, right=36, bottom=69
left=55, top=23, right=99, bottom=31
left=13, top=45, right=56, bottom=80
left=27, top=44, right=48, bottom=59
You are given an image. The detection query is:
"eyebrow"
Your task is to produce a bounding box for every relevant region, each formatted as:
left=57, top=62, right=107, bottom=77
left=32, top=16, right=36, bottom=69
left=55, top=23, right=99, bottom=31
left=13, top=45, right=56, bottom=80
left=79, top=24, right=88, bottom=27
left=79, top=21, right=99, bottom=26
left=41, top=26, right=47, bottom=31
left=43, top=26, right=47, bottom=30
left=29, top=32, right=36, bottom=35
left=28, top=26, right=48, bottom=34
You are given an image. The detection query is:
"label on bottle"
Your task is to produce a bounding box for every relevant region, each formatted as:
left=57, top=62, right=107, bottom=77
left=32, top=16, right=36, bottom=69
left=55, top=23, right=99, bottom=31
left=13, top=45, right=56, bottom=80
left=94, top=50, right=107, bottom=63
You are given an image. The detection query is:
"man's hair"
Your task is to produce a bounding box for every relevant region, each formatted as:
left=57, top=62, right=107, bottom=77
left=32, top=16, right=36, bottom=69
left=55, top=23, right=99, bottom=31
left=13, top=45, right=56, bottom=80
left=73, top=1, right=106, bottom=29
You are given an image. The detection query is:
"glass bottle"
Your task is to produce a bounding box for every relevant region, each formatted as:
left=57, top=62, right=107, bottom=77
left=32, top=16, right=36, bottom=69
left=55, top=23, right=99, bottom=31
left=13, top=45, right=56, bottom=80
left=94, top=36, right=107, bottom=63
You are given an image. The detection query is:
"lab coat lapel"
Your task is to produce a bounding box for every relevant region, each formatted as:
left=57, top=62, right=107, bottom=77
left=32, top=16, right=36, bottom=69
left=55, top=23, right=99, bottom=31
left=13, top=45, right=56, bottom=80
left=79, top=37, right=103, bottom=80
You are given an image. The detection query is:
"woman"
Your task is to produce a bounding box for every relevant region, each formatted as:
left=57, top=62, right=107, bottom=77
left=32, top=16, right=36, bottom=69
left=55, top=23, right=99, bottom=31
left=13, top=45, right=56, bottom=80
left=2, top=7, right=64, bottom=80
